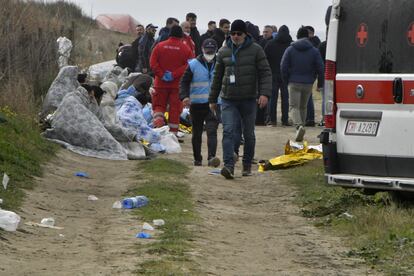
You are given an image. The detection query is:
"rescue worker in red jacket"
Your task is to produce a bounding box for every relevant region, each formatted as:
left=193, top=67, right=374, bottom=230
left=150, top=25, right=194, bottom=134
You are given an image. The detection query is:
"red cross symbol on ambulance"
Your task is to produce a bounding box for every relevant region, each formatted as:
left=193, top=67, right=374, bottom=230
left=408, top=22, right=414, bottom=46
left=356, top=23, right=368, bottom=47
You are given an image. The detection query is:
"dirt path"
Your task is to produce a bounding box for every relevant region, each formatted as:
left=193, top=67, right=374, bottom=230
left=179, top=126, right=375, bottom=275
left=0, top=151, right=141, bottom=275
left=0, top=95, right=376, bottom=275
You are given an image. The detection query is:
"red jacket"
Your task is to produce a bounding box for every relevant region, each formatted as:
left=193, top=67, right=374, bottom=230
left=182, top=34, right=196, bottom=56
left=150, top=37, right=194, bottom=89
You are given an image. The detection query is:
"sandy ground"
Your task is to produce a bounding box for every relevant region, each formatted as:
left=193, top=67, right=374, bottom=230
left=0, top=93, right=378, bottom=275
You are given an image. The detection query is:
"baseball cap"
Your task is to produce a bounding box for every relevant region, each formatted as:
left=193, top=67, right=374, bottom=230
left=202, top=38, right=218, bottom=54
left=146, top=23, right=158, bottom=29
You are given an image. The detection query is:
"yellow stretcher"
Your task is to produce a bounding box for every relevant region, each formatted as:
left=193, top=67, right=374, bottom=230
left=258, top=140, right=323, bottom=172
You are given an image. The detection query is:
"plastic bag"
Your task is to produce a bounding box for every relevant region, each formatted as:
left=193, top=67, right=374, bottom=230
left=0, top=210, right=21, bottom=231
left=159, top=133, right=181, bottom=154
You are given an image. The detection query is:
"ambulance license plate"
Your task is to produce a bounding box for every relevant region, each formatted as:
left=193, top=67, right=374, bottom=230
left=345, top=120, right=379, bottom=136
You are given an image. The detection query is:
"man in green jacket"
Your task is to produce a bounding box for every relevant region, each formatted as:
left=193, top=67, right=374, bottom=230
left=209, top=19, right=272, bottom=179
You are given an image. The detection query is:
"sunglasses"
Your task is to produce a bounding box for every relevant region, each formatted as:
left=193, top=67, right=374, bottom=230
left=230, top=31, right=244, bottom=36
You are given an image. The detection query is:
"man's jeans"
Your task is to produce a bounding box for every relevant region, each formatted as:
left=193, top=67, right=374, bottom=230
left=306, top=93, right=315, bottom=124
left=288, top=83, right=313, bottom=126
left=221, top=99, right=257, bottom=169
left=267, top=75, right=289, bottom=124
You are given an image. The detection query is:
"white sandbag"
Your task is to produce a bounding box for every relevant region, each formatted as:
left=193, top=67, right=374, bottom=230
left=160, top=133, right=181, bottom=154
left=56, top=36, right=73, bottom=68
left=88, top=60, right=117, bottom=83
left=0, top=210, right=21, bottom=232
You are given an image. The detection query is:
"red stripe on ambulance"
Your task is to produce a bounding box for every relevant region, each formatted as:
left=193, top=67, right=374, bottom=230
left=336, top=79, right=414, bottom=104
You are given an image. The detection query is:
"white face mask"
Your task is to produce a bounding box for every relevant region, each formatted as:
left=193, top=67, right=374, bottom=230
left=184, top=32, right=190, bottom=36
left=203, top=54, right=215, bottom=62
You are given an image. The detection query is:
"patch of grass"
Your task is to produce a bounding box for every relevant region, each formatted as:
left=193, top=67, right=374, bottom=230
left=282, top=160, right=414, bottom=275
left=0, top=112, right=57, bottom=211
left=130, top=159, right=201, bottom=275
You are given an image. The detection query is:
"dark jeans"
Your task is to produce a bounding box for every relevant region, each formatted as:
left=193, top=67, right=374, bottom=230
left=306, top=93, right=315, bottom=123
left=221, top=98, right=257, bottom=169
left=267, top=75, right=289, bottom=124
left=190, top=104, right=219, bottom=162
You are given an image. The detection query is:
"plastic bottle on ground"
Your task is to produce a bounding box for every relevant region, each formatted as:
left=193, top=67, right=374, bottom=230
left=136, top=232, right=151, bottom=239
left=153, top=219, right=165, bottom=226
left=122, top=196, right=149, bottom=209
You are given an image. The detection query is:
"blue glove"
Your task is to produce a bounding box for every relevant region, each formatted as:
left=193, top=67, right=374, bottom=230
left=162, top=71, right=173, bottom=82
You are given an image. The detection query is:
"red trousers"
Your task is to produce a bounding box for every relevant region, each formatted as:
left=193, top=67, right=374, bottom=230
left=152, top=87, right=182, bottom=133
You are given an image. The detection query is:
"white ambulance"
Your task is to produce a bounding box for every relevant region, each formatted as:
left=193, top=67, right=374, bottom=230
left=321, top=0, right=414, bottom=193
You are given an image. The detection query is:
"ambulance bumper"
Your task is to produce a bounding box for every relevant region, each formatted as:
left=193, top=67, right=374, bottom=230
left=326, top=173, right=414, bottom=192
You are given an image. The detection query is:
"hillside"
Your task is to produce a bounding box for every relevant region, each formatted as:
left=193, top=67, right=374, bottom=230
left=0, top=0, right=134, bottom=115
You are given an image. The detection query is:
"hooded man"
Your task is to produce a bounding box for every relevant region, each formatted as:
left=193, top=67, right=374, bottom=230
left=180, top=38, right=220, bottom=167
left=150, top=25, right=194, bottom=134
left=281, top=27, right=324, bottom=142
left=209, top=19, right=272, bottom=179
left=264, top=25, right=293, bottom=126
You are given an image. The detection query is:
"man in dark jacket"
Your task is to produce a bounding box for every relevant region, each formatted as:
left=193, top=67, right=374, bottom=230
left=200, top=21, right=216, bottom=44
left=209, top=19, right=272, bottom=179
left=258, top=25, right=273, bottom=48
left=137, top=24, right=157, bottom=74
left=152, top=17, right=179, bottom=49
left=131, top=24, right=145, bottom=70
left=281, top=27, right=324, bottom=142
left=186, top=12, right=202, bottom=56
left=180, top=39, right=220, bottom=167
left=264, top=25, right=292, bottom=126
left=212, top=18, right=230, bottom=48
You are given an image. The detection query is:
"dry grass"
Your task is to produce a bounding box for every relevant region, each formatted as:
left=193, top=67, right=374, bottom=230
left=0, top=0, right=134, bottom=116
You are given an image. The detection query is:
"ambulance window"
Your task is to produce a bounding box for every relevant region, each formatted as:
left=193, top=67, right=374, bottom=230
left=336, top=0, right=414, bottom=74
left=336, top=1, right=388, bottom=73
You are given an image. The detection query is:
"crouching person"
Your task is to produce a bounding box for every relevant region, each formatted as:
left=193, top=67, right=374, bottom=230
left=180, top=39, right=220, bottom=167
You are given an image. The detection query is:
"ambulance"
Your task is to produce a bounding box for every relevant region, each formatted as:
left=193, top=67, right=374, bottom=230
left=321, top=0, right=414, bottom=192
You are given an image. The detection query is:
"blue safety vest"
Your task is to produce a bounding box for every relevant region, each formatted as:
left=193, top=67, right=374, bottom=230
left=188, top=58, right=215, bottom=104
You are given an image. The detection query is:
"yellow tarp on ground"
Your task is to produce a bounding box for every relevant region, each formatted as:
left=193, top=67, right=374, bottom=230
left=259, top=140, right=323, bottom=171
left=164, top=112, right=192, bottom=134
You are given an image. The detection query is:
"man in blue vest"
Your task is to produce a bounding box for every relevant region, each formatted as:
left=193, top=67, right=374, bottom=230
left=180, top=39, right=221, bottom=167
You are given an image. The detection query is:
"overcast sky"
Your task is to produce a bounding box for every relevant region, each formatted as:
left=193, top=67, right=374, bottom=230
left=66, top=0, right=332, bottom=36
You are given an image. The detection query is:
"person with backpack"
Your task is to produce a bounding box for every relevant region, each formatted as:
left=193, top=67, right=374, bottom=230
left=180, top=39, right=220, bottom=167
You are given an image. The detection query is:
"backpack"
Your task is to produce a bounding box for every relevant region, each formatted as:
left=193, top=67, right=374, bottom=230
left=116, top=44, right=136, bottom=70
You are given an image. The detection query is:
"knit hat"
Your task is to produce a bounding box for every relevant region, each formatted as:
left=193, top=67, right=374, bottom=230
left=169, top=25, right=183, bottom=38
left=297, top=27, right=309, bottom=39
left=230, top=19, right=247, bottom=34
left=202, top=38, right=217, bottom=54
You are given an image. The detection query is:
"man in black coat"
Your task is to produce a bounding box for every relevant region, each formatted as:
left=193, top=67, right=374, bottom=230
left=186, top=12, right=202, bottom=56
left=258, top=25, right=274, bottom=49
left=200, top=21, right=216, bottom=44
left=152, top=17, right=179, bottom=49
left=212, top=18, right=230, bottom=48
left=137, top=24, right=157, bottom=74
left=264, top=25, right=292, bottom=126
